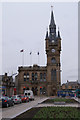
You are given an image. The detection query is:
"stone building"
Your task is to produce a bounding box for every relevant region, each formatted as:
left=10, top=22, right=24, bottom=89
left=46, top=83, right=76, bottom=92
left=16, top=9, right=61, bottom=96
left=1, top=73, right=15, bottom=96
left=62, top=80, right=80, bottom=90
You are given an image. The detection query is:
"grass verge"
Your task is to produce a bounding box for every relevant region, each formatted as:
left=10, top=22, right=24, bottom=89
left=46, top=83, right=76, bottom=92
left=33, top=107, right=80, bottom=119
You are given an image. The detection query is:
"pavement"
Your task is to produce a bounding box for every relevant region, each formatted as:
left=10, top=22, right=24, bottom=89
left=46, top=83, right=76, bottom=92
left=73, top=97, right=80, bottom=103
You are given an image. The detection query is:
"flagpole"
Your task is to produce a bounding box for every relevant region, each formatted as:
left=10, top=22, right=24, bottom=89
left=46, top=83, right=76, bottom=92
left=37, top=52, right=39, bottom=65
left=30, top=52, right=32, bottom=66
left=38, top=54, right=39, bottom=65
left=22, top=51, right=24, bottom=66
left=20, top=49, right=24, bottom=66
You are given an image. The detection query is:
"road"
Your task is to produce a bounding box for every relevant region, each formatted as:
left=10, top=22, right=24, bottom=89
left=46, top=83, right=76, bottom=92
left=1, top=96, right=48, bottom=120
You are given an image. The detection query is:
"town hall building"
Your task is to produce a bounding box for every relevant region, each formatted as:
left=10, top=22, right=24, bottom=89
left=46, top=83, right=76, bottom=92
left=15, top=8, right=61, bottom=96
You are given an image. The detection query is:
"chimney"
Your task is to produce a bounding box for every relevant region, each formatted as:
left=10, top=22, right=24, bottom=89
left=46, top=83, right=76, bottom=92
left=5, top=73, right=7, bottom=76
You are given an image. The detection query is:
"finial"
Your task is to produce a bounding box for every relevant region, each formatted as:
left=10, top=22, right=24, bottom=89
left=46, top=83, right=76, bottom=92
left=58, top=26, right=59, bottom=31
left=51, top=5, right=53, bottom=11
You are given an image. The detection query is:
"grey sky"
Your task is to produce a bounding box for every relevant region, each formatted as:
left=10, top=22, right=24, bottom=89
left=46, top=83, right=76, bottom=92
left=2, top=2, right=78, bottom=84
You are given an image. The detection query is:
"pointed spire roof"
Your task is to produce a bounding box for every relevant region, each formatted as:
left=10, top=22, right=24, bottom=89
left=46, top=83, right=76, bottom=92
left=50, top=8, right=55, bottom=26
left=45, top=29, right=48, bottom=40
left=58, top=27, right=61, bottom=39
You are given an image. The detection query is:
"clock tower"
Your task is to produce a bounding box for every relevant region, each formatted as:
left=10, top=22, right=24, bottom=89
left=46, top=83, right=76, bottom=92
left=45, top=9, right=61, bottom=96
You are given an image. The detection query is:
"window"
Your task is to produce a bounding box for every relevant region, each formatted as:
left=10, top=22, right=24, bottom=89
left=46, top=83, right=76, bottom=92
left=32, top=73, right=34, bottom=81
left=43, top=73, right=46, bottom=81
left=51, top=69, right=56, bottom=81
left=26, top=73, right=29, bottom=81
left=35, top=73, right=37, bottom=81
left=24, top=73, right=26, bottom=81
left=40, top=73, right=43, bottom=81
left=51, top=57, right=56, bottom=64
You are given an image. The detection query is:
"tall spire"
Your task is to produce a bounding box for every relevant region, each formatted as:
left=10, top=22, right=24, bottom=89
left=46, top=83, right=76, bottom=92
left=50, top=6, right=55, bottom=26
left=49, top=6, right=56, bottom=42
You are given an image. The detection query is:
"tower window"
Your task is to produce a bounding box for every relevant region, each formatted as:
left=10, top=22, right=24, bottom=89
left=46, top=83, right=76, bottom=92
left=51, top=69, right=56, bottom=82
left=51, top=57, right=56, bottom=64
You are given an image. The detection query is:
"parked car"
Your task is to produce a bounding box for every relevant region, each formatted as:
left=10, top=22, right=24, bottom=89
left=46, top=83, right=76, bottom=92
left=12, top=95, right=22, bottom=104
left=24, top=90, right=34, bottom=100
left=2, top=96, right=14, bottom=107
left=20, top=95, right=29, bottom=102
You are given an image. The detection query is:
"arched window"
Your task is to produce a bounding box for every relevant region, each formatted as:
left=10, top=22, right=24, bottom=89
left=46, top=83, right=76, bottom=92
left=32, top=73, right=34, bottom=81
left=43, top=73, right=46, bottom=81
left=51, top=69, right=56, bottom=82
left=26, top=73, right=29, bottom=81
left=35, top=73, right=37, bottom=81
left=23, top=73, right=26, bottom=81
left=51, top=57, right=56, bottom=64
left=40, top=73, right=43, bottom=81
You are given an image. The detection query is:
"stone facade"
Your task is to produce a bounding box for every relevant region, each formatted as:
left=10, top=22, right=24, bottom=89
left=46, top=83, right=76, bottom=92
left=62, top=80, right=80, bottom=90
left=16, top=9, right=61, bottom=96
left=1, top=73, right=15, bottom=96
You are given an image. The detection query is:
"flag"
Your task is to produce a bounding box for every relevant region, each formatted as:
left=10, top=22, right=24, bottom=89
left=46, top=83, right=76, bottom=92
left=37, top=52, right=39, bottom=55
left=20, top=49, right=24, bottom=52
left=30, top=52, right=32, bottom=55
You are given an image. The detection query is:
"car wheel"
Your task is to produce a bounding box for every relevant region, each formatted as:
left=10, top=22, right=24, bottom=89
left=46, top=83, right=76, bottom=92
left=6, top=103, right=9, bottom=108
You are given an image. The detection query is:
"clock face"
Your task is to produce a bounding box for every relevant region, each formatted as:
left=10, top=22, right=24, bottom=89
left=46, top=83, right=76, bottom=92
left=51, top=49, right=55, bottom=53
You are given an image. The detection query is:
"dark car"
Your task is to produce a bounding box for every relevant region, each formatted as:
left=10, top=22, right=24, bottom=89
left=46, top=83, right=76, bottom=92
left=2, top=96, right=14, bottom=107
left=20, top=95, right=29, bottom=102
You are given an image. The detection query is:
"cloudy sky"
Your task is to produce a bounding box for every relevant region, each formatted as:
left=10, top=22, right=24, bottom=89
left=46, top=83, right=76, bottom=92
left=1, top=2, right=78, bottom=84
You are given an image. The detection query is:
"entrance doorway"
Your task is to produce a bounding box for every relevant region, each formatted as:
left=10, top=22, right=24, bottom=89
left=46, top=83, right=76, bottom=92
left=32, top=87, right=38, bottom=95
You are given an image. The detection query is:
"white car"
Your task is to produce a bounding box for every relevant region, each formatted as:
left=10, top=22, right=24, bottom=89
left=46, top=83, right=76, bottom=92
left=12, top=95, right=22, bottom=104
left=24, top=90, right=34, bottom=100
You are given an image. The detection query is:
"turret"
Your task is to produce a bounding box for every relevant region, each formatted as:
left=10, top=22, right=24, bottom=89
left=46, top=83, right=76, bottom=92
left=45, top=29, right=49, bottom=53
